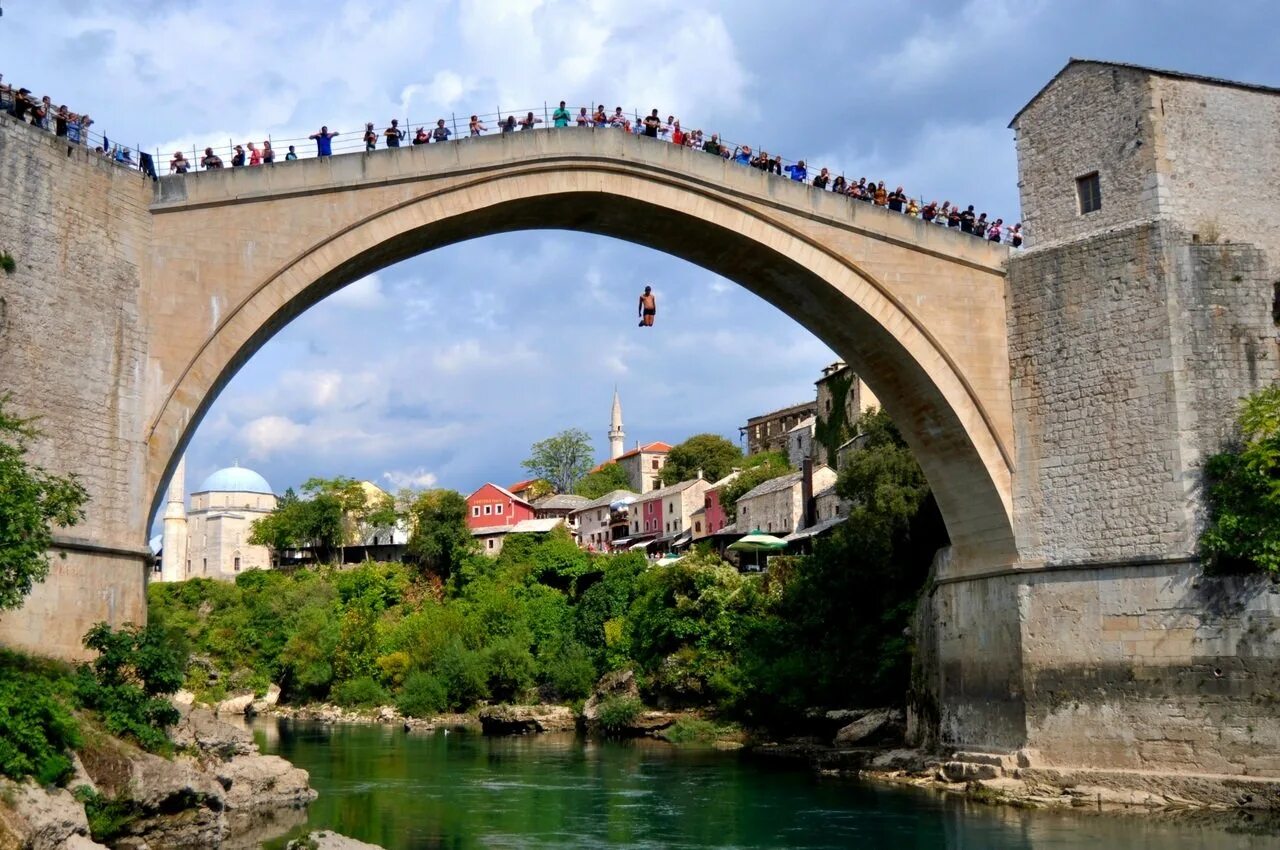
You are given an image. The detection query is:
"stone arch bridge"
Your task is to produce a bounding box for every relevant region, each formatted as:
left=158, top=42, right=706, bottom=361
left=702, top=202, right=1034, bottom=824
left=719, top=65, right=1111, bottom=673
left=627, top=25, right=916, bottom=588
left=3, top=61, right=1278, bottom=785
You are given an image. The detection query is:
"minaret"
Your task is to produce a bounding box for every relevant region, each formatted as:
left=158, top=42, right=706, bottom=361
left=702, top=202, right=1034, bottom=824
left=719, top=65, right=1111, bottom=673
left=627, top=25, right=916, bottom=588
left=160, top=455, right=188, bottom=583
left=609, top=388, right=625, bottom=460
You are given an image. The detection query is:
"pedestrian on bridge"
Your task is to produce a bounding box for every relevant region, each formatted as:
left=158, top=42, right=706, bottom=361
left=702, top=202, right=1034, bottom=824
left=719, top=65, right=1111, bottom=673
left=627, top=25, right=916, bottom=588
left=553, top=101, right=572, bottom=127
left=385, top=119, right=405, bottom=148
left=311, top=126, right=340, bottom=157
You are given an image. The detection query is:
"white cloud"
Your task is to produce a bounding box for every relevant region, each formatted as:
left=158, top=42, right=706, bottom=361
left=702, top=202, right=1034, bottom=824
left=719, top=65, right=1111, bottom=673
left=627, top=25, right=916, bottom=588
left=382, top=467, right=440, bottom=490
left=243, top=415, right=306, bottom=459
left=327, top=274, right=388, bottom=310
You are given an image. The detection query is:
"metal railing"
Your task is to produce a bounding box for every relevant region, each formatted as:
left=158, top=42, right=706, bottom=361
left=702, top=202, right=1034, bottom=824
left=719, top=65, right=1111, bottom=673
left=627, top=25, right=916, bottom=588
left=1, top=83, right=1021, bottom=244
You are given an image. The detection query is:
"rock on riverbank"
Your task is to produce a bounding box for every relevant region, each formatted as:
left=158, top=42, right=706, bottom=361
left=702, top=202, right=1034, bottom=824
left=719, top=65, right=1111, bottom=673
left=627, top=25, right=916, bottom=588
left=0, top=705, right=317, bottom=849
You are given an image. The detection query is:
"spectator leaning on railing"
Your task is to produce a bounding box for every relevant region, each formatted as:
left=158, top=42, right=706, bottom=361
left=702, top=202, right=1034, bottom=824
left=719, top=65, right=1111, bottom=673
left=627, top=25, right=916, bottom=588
left=4, top=80, right=1024, bottom=244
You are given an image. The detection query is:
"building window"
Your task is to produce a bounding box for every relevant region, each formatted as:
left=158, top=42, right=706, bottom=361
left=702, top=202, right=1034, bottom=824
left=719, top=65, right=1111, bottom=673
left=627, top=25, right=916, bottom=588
left=651, top=459, right=659, bottom=470
left=484, top=505, right=492, bottom=515
left=186, top=560, right=191, bottom=574
left=487, top=539, right=495, bottom=550
left=665, top=522, right=670, bottom=533
left=472, top=506, right=480, bottom=517
left=633, top=522, right=639, bottom=533
left=1076, top=172, right=1101, bottom=214
left=202, top=558, right=207, bottom=573
left=695, top=521, right=702, bottom=533
left=234, top=556, right=241, bottom=571
left=742, top=506, right=748, bottom=518
left=496, top=504, right=503, bottom=515
left=668, top=503, right=673, bottom=514
left=598, top=510, right=604, bottom=521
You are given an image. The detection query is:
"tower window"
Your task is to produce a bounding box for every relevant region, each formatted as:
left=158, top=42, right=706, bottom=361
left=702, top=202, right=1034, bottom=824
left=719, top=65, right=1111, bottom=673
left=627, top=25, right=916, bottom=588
left=234, top=556, right=241, bottom=571
left=1076, top=172, right=1101, bottom=214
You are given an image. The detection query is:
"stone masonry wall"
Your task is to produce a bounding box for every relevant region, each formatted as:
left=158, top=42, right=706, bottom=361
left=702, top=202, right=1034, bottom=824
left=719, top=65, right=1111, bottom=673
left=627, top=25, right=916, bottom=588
left=925, top=562, right=1280, bottom=778
left=1007, top=221, right=1276, bottom=564
left=1012, top=63, right=1159, bottom=248
left=1013, top=62, right=1280, bottom=275
left=1153, top=75, right=1280, bottom=274
left=0, top=115, right=153, bottom=656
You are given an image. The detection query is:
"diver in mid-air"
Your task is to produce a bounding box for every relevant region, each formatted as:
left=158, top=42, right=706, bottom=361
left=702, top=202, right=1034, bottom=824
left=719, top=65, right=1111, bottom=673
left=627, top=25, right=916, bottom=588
left=638, top=285, right=656, bottom=327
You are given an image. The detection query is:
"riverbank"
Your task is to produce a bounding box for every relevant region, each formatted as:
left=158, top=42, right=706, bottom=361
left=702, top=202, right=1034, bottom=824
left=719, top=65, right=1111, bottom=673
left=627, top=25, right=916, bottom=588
left=754, top=738, right=1280, bottom=816
left=0, top=703, right=315, bottom=849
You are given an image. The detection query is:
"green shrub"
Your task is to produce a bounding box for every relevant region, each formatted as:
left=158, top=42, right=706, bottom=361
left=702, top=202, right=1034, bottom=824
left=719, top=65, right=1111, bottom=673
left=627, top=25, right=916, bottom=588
left=431, top=639, right=489, bottom=710
left=75, top=623, right=184, bottom=753
left=0, top=672, right=79, bottom=785
left=662, top=716, right=736, bottom=744
left=396, top=671, right=448, bottom=718
left=484, top=635, right=536, bottom=703
left=1202, top=385, right=1280, bottom=573
left=74, top=786, right=141, bottom=842
left=0, top=252, right=13, bottom=274
left=541, top=641, right=597, bottom=700
left=595, top=696, right=643, bottom=734
left=330, top=676, right=389, bottom=708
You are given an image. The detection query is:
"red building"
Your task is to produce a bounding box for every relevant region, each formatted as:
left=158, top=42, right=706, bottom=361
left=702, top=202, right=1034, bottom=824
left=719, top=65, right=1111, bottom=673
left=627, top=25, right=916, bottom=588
left=703, top=486, right=732, bottom=535
left=465, top=483, right=535, bottom=531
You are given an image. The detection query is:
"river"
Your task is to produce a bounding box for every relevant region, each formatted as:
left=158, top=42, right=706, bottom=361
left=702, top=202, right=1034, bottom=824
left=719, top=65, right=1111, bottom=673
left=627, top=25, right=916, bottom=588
left=255, top=721, right=1276, bottom=849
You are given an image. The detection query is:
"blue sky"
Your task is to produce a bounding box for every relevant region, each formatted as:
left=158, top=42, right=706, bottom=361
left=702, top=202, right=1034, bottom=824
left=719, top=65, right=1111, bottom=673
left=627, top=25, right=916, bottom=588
left=3, top=1, right=1277, bottom=512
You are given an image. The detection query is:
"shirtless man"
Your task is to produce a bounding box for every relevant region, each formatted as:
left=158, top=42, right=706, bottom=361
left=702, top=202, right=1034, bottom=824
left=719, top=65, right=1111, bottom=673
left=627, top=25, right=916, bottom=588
left=638, top=286, right=657, bottom=327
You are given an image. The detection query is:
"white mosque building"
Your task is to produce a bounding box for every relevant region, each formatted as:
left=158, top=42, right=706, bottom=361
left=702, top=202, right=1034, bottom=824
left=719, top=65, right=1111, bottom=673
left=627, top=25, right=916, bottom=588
left=157, top=457, right=278, bottom=582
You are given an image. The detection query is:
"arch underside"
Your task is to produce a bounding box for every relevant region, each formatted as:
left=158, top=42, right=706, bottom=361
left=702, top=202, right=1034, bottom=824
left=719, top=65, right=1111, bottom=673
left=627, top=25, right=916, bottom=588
left=147, top=171, right=1017, bottom=567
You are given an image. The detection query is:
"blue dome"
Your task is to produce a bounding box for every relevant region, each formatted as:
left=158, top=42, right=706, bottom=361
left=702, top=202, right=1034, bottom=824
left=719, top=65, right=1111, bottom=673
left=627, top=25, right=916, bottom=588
left=196, top=464, right=273, bottom=495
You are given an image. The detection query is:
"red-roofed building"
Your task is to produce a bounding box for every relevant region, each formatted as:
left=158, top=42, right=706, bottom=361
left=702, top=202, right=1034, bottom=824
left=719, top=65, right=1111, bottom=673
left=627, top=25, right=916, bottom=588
left=608, top=441, right=672, bottom=494
left=465, top=483, right=535, bottom=531
left=507, top=479, right=539, bottom=502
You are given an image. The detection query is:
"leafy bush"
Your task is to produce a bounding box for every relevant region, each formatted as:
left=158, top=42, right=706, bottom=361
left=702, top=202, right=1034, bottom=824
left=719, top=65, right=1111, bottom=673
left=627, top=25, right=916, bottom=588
left=541, top=641, right=597, bottom=700
left=74, top=786, right=141, bottom=842
left=75, top=623, right=184, bottom=753
left=595, top=696, right=643, bottom=733
left=0, top=667, right=79, bottom=785
left=1201, top=385, right=1280, bottom=573
left=662, top=717, right=731, bottom=744
left=431, top=639, right=489, bottom=710
left=330, top=676, right=390, bottom=708
left=484, top=635, right=537, bottom=703
left=396, top=671, right=448, bottom=718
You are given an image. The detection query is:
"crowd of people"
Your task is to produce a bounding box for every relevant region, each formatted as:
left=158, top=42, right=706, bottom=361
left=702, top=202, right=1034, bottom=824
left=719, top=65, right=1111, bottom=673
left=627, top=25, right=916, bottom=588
left=183, top=102, right=1020, bottom=246
left=1, top=79, right=1017, bottom=244
left=0, top=73, right=152, bottom=170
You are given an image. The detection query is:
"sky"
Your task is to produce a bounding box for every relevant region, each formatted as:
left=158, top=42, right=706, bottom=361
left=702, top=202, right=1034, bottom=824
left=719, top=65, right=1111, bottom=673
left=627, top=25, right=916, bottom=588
left=3, top=1, right=1277, bottom=519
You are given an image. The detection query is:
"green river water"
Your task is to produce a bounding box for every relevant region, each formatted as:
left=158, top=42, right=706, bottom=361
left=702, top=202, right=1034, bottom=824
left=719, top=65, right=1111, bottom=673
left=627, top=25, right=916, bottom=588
left=255, top=721, right=1277, bottom=849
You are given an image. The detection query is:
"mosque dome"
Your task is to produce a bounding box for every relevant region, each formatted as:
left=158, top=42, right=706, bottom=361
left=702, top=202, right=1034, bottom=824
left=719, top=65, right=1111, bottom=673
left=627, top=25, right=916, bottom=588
left=196, top=464, right=274, bottom=495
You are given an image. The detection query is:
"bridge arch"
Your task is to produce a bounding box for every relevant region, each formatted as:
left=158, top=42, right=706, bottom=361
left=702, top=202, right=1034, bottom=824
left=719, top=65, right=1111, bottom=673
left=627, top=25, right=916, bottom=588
left=146, top=131, right=1016, bottom=568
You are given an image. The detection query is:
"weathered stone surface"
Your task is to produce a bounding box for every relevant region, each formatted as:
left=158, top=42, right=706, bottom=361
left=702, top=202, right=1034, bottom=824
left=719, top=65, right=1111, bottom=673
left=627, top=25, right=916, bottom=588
left=834, top=708, right=904, bottom=748
left=581, top=669, right=640, bottom=722
left=169, top=705, right=256, bottom=759
left=288, top=830, right=386, bottom=850
left=942, top=761, right=1000, bottom=781
left=217, top=692, right=256, bottom=716
left=216, top=754, right=317, bottom=811
left=0, top=779, right=100, bottom=850
left=478, top=705, right=577, bottom=735
left=249, top=683, right=282, bottom=714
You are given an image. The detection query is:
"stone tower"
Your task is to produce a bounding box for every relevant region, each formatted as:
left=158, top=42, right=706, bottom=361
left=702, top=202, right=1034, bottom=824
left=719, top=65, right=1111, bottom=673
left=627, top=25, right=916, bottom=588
left=160, top=455, right=188, bottom=583
left=609, top=388, right=625, bottom=460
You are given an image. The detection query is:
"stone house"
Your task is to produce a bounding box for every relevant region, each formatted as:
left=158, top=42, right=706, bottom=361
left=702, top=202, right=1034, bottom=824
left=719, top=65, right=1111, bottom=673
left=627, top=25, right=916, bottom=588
left=786, top=416, right=815, bottom=469
left=533, top=493, right=590, bottom=533
left=735, top=465, right=837, bottom=536
left=629, top=477, right=710, bottom=545
left=609, top=441, right=672, bottom=494
left=814, top=361, right=878, bottom=467
left=569, top=489, right=637, bottom=551
left=740, top=401, right=816, bottom=456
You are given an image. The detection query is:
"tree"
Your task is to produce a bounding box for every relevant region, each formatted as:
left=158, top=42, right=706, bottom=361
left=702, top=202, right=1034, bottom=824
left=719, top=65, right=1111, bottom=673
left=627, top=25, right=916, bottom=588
left=249, top=489, right=345, bottom=564
left=303, top=476, right=369, bottom=561
left=0, top=395, right=89, bottom=610
left=1201, top=385, right=1280, bottom=573
left=522, top=428, right=596, bottom=494
left=659, top=434, right=742, bottom=486
left=405, top=489, right=473, bottom=578
left=574, top=462, right=631, bottom=499
left=718, top=451, right=792, bottom=523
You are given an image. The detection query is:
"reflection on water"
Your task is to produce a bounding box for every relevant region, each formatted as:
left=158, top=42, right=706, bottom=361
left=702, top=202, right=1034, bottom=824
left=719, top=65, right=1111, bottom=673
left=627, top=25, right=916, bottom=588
left=256, top=720, right=1277, bottom=850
